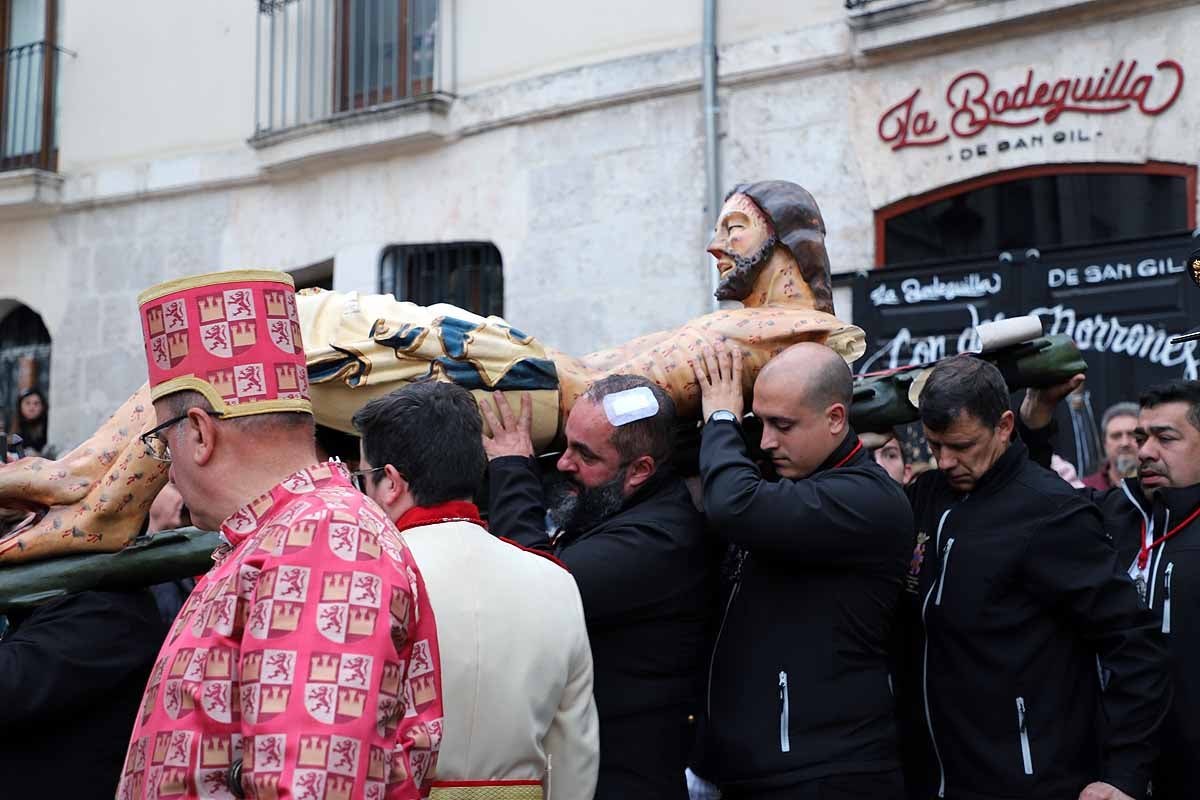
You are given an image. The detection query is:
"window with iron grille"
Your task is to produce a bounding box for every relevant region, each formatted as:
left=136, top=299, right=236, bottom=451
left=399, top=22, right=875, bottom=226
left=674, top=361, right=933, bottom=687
left=0, top=0, right=59, bottom=172
left=255, top=0, right=441, bottom=137
left=380, top=242, right=504, bottom=318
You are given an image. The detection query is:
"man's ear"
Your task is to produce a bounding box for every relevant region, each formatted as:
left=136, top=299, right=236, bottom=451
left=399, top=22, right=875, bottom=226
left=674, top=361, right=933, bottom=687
left=997, top=409, right=1016, bottom=444
left=624, top=455, right=656, bottom=491
left=827, top=402, right=848, bottom=436
left=187, top=408, right=220, bottom=466
left=381, top=464, right=412, bottom=508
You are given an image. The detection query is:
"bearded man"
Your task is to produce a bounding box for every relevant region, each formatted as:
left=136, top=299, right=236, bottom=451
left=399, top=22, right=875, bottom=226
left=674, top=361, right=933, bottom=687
left=482, top=376, right=717, bottom=800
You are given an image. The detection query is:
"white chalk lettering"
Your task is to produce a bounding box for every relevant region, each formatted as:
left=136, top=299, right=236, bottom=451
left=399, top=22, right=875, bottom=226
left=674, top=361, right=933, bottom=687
left=899, top=273, right=1003, bottom=304
left=859, top=302, right=1198, bottom=379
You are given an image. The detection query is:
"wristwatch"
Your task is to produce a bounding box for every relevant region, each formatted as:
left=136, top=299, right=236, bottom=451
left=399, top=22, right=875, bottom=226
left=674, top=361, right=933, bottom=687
left=707, top=410, right=740, bottom=426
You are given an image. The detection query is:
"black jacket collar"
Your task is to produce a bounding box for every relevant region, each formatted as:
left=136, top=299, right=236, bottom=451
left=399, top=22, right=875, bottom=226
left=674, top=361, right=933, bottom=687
left=812, top=430, right=864, bottom=476
left=1150, top=481, right=1200, bottom=524
left=562, top=462, right=682, bottom=541
left=943, top=437, right=1027, bottom=496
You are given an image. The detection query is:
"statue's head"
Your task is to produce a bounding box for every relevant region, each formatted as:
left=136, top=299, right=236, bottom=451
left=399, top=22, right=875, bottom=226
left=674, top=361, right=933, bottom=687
left=707, top=180, right=834, bottom=314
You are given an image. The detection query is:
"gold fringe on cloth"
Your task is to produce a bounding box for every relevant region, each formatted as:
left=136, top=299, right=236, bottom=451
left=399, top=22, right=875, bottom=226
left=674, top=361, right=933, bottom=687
left=429, top=781, right=543, bottom=800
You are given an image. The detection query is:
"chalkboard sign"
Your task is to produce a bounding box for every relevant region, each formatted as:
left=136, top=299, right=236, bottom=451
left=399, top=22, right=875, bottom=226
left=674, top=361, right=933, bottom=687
left=852, top=231, right=1200, bottom=471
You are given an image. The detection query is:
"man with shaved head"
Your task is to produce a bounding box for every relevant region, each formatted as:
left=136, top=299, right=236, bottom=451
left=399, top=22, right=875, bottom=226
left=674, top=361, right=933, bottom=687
left=689, top=341, right=912, bottom=799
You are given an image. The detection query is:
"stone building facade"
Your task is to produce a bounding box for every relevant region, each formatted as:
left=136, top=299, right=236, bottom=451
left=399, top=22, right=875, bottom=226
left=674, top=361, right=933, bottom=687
left=0, top=0, right=1195, bottom=449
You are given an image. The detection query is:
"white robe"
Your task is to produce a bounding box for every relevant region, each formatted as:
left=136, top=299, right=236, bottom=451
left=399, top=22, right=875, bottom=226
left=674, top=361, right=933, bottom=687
left=401, top=518, right=599, bottom=800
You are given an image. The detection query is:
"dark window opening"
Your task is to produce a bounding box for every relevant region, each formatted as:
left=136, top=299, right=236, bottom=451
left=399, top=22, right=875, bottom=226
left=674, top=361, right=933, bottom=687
left=292, top=259, right=334, bottom=291
left=0, top=302, right=51, bottom=436
left=883, top=171, right=1190, bottom=266
left=380, top=242, right=503, bottom=318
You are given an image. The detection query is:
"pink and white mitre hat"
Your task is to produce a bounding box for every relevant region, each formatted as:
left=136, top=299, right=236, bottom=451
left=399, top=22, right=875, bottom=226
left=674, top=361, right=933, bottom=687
left=137, top=270, right=311, bottom=417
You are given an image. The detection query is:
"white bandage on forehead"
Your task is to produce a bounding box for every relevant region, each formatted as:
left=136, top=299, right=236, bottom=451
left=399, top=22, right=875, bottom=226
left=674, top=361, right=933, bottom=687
left=602, top=386, right=660, bottom=427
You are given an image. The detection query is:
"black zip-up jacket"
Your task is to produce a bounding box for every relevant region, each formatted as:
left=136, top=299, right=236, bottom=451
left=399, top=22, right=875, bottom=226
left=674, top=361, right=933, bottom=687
left=900, top=439, right=1170, bottom=800
left=695, top=424, right=912, bottom=791
left=1022, top=422, right=1200, bottom=798
left=0, top=590, right=166, bottom=800
left=487, top=456, right=718, bottom=720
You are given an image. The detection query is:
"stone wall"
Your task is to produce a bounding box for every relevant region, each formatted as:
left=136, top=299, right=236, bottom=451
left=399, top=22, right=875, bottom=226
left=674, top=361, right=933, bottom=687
left=1, top=0, right=1197, bottom=450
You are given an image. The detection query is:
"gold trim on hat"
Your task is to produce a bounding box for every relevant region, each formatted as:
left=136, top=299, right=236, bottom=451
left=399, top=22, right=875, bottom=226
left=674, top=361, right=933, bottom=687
left=149, top=375, right=312, bottom=418
left=137, top=269, right=296, bottom=306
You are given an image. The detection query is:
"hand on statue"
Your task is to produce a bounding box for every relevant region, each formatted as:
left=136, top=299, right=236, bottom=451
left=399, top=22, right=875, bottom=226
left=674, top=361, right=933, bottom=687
left=690, top=340, right=745, bottom=422
left=1077, top=781, right=1135, bottom=800
left=1019, top=373, right=1085, bottom=431
left=480, top=392, right=535, bottom=461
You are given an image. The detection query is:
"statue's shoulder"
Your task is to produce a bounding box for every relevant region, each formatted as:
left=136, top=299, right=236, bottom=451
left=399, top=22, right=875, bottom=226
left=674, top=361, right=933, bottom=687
left=673, top=306, right=865, bottom=363
left=685, top=305, right=856, bottom=335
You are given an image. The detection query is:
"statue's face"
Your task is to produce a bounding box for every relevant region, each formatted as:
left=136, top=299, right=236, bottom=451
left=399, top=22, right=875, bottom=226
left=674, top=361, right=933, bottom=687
left=707, top=193, right=778, bottom=301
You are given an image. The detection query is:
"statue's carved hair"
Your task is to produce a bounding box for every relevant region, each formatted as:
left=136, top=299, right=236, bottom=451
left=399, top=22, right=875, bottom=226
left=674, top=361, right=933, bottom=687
left=726, top=181, right=834, bottom=314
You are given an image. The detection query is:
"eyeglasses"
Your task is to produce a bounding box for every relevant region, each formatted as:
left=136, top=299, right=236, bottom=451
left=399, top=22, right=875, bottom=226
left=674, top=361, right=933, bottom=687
left=140, top=410, right=224, bottom=462
left=350, top=465, right=386, bottom=492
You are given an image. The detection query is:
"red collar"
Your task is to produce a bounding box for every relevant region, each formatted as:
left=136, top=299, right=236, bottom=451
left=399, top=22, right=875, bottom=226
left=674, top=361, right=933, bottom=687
left=394, top=500, right=485, bottom=534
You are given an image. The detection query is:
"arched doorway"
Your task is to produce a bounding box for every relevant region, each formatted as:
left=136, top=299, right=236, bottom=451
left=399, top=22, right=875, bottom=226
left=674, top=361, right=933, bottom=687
left=858, top=162, right=1199, bottom=478
left=874, top=162, right=1197, bottom=266
left=0, top=301, right=51, bottom=443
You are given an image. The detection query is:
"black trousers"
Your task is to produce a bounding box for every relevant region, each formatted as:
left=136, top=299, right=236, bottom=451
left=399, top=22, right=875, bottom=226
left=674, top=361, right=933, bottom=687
left=722, top=769, right=906, bottom=800
left=594, top=704, right=693, bottom=800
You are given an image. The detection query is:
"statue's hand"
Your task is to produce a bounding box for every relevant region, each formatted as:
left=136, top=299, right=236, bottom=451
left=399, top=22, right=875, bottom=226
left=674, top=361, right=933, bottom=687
left=480, top=392, right=535, bottom=460
left=690, top=340, right=745, bottom=422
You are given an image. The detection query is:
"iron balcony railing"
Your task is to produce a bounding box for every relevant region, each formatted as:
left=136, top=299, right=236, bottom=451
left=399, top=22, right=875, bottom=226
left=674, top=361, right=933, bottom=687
left=0, top=40, right=58, bottom=173
left=254, top=0, right=443, bottom=138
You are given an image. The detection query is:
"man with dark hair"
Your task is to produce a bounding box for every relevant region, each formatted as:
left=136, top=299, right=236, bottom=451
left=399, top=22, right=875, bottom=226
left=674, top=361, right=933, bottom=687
left=1082, top=401, right=1142, bottom=491
left=353, top=381, right=489, bottom=505
left=482, top=374, right=716, bottom=800
left=690, top=340, right=912, bottom=799
left=901, top=356, right=1168, bottom=800
left=352, top=382, right=599, bottom=798
left=119, top=271, right=444, bottom=800
left=1021, top=378, right=1200, bottom=798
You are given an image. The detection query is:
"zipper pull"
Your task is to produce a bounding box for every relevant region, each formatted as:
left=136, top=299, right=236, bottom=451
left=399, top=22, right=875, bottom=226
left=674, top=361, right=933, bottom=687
left=1163, top=563, right=1174, bottom=634
left=778, top=671, right=791, bottom=754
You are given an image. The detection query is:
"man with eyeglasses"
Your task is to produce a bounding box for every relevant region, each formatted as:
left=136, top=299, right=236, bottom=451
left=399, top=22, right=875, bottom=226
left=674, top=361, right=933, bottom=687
left=118, top=270, right=445, bottom=800
left=483, top=374, right=717, bottom=800
left=351, top=381, right=599, bottom=798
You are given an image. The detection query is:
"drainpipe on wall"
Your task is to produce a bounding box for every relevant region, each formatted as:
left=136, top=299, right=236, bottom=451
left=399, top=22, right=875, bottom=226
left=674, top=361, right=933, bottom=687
left=702, top=0, right=722, bottom=308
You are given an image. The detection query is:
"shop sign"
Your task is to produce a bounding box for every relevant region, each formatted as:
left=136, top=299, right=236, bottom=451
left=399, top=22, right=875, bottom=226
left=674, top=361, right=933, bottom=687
left=877, top=59, right=1184, bottom=154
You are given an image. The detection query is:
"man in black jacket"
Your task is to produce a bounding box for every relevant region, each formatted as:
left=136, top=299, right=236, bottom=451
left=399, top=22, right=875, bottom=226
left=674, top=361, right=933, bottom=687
left=901, top=356, right=1168, bottom=800
left=0, top=589, right=166, bottom=800
left=1021, top=378, right=1200, bottom=799
left=690, top=340, right=912, bottom=799
left=482, top=374, right=716, bottom=800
